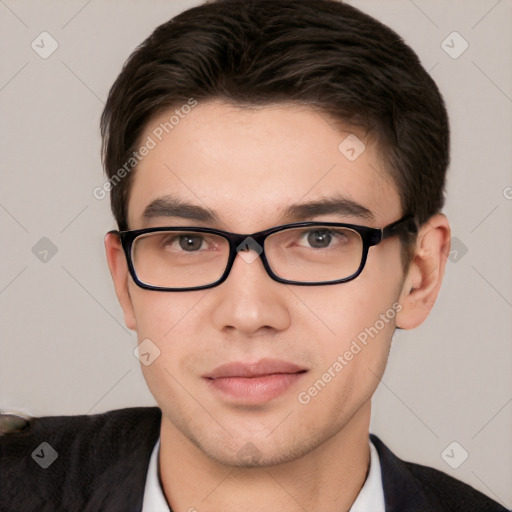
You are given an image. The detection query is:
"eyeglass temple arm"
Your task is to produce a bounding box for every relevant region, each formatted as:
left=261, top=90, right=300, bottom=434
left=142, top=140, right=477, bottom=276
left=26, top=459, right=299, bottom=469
left=381, top=215, right=418, bottom=241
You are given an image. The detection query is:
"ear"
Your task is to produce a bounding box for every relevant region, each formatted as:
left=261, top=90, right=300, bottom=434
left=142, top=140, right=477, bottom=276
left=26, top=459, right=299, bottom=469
left=104, top=232, right=137, bottom=331
left=395, top=214, right=451, bottom=330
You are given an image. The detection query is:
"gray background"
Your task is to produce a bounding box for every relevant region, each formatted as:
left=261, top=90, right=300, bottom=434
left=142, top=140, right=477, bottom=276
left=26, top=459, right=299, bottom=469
left=0, top=0, right=511, bottom=507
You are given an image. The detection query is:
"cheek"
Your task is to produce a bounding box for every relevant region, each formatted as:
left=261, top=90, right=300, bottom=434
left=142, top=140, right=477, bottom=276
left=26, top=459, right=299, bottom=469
left=293, top=259, right=401, bottom=393
left=129, top=286, right=213, bottom=385
left=305, top=287, right=398, bottom=370
left=130, top=285, right=208, bottom=338
left=130, top=288, right=209, bottom=406
left=293, top=284, right=399, bottom=427
left=300, top=250, right=402, bottom=342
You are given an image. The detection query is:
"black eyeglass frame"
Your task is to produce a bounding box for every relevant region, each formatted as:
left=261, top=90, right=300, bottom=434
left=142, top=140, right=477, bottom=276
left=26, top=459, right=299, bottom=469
left=110, top=215, right=418, bottom=291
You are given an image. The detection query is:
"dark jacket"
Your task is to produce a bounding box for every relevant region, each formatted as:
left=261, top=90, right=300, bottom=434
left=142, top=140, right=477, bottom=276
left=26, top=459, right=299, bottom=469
left=0, top=407, right=508, bottom=511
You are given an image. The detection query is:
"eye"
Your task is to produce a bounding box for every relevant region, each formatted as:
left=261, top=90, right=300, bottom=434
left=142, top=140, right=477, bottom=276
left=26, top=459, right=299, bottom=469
left=159, top=233, right=206, bottom=252
left=298, top=228, right=350, bottom=249
left=306, top=229, right=334, bottom=248
left=176, top=234, right=204, bottom=251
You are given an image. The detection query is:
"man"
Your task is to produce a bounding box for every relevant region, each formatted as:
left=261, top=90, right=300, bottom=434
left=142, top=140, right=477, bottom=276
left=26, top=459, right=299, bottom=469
left=0, top=0, right=507, bottom=511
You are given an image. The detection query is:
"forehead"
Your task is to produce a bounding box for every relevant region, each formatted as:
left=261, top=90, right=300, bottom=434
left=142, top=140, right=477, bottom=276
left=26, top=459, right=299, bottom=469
left=127, top=101, right=400, bottom=231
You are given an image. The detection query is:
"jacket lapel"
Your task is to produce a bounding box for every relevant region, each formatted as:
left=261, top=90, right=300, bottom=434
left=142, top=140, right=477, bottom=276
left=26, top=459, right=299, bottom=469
left=370, top=434, right=438, bottom=512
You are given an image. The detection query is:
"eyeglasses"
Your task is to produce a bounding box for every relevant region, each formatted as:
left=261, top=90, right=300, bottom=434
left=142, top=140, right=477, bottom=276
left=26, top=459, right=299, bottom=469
left=110, top=215, right=417, bottom=291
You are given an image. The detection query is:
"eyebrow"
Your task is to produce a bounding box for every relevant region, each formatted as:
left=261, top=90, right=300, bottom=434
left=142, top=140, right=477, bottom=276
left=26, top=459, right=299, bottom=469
left=280, top=195, right=374, bottom=222
left=141, top=194, right=374, bottom=225
left=142, top=196, right=217, bottom=223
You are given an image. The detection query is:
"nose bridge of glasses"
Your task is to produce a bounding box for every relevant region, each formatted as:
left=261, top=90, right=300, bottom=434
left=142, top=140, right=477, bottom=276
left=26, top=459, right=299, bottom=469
left=231, top=232, right=267, bottom=267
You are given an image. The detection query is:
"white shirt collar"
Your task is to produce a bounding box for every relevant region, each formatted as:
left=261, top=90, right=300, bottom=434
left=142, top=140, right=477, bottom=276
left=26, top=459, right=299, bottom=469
left=349, top=439, right=385, bottom=512
left=141, top=437, right=168, bottom=512
left=142, top=437, right=385, bottom=512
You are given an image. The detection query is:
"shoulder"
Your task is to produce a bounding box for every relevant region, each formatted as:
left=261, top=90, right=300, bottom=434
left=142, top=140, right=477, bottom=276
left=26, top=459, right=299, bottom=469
left=1, top=406, right=161, bottom=463
left=370, top=434, right=509, bottom=512
left=0, top=406, right=161, bottom=512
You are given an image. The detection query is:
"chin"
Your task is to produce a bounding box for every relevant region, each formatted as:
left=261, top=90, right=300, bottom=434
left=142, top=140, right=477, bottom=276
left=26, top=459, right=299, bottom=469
left=198, top=433, right=319, bottom=469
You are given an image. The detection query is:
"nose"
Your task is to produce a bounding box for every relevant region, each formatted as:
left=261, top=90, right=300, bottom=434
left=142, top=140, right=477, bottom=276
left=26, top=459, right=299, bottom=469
left=210, top=247, right=291, bottom=336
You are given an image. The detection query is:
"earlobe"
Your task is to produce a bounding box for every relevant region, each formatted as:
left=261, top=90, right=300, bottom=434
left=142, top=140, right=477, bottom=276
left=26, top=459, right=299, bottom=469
left=395, top=214, right=451, bottom=330
left=104, top=232, right=137, bottom=331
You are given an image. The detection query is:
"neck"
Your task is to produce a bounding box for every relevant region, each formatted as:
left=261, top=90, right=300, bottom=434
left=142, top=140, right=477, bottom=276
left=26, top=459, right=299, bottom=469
left=158, top=401, right=372, bottom=512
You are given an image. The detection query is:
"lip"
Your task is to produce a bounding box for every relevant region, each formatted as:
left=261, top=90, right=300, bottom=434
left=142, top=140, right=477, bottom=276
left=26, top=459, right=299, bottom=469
left=203, top=358, right=308, bottom=404
left=205, top=358, right=307, bottom=379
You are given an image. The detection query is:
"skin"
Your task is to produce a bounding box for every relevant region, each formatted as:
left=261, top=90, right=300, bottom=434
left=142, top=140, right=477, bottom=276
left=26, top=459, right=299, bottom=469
left=105, top=101, right=451, bottom=512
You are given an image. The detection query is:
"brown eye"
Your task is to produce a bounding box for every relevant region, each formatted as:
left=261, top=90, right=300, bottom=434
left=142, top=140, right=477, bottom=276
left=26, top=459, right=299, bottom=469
left=306, top=229, right=333, bottom=248
left=177, top=234, right=204, bottom=251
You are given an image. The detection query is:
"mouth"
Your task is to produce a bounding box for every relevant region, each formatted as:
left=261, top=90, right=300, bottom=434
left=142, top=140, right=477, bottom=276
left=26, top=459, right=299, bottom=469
left=203, top=358, right=308, bottom=404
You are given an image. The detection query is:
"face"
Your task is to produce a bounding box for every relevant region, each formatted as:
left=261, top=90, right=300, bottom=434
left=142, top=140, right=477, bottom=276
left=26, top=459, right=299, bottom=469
left=107, top=101, right=418, bottom=467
